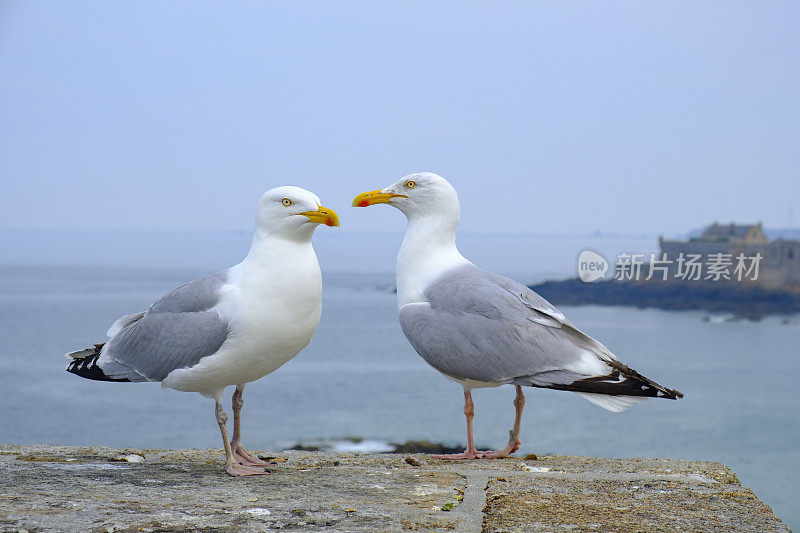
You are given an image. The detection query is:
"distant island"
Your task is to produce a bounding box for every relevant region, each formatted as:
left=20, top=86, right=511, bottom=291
left=532, top=221, right=800, bottom=318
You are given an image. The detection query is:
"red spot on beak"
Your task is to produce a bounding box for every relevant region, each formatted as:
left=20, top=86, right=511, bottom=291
left=358, top=200, right=369, bottom=207
left=325, top=219, right=333, bottom=227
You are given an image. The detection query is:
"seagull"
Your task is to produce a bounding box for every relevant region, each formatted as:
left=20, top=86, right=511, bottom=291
left=66, top=186, right=339, bottom=476
left=353, top=173, right=682, bottom=460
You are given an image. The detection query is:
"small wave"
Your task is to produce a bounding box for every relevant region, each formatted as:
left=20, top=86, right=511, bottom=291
left=283, top=437, right=393, bottom=453
left=281, top=438, right=465, bottom=454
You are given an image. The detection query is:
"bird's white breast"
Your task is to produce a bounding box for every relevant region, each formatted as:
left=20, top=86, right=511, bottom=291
left=162, top=241, right=322, bottom=394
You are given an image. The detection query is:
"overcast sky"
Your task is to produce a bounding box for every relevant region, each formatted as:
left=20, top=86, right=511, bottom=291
left=1, top=1, right=798, bottom=236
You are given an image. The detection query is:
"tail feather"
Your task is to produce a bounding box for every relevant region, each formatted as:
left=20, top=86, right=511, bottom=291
left=65, top=347, right=97, bottom=360
left=576, top=393, right=645, bottom=412
left=66, top=343, right=130, bottom=382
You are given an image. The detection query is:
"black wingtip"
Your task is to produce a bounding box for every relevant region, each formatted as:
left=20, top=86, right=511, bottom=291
left=661, top=388, right=684, bottom=400
left=66, top=348, right=130, bottom=383
left=539, top=367, right=684, bottom=400
left=609, top=360, right=684, bottom=400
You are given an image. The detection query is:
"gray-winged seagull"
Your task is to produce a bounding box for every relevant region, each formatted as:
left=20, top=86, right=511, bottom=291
left=353, top=173, right=682, bottom=460
left=67, top=186, right=339, bottom=476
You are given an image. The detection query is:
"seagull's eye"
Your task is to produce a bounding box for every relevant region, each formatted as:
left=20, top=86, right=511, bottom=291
left=405, top=180, right=416, bottom=189
left=281, top=198, right=293, bottom=207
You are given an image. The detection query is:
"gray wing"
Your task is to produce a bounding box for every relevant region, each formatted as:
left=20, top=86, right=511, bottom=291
left=97, top=271, right=230, bottom=382
left=399, top=265, right=680, bottom=398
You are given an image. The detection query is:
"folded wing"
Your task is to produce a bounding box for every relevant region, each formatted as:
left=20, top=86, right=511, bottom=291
left=399, top=265, right=681, bottom=404
left=94, top=271, right=231, bottom=382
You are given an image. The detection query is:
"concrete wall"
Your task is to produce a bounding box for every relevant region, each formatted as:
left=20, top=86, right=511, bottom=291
left=0, top=444, right=791, bottom=532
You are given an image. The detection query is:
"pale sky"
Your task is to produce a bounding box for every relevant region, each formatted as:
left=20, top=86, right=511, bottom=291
left=1, top=1, right=798, bottom=236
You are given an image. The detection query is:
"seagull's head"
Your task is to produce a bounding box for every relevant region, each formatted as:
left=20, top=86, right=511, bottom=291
left=256, top=186, right=339, bottom=241
left=352, top=172, right=460, bottom=226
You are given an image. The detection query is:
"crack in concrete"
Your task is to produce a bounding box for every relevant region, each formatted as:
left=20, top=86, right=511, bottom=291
left=449, top=467, right=517, bottom=532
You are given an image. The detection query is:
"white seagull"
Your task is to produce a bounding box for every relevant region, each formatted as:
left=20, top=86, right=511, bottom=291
left=353, top=173, right=682, bottom=460
left=67, top=186, right=339, bottom=476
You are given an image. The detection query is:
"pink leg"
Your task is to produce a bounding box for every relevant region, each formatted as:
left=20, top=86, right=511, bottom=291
left=483, top=386, right=526, bottom=459
left=432, top=389, right=488, bottom=460
left=216, top=400, right=269, bottom=476
left=230, top=386, right=272, bottom=467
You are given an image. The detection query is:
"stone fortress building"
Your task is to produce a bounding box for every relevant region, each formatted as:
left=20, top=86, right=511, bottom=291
left=658, top=222, right=800, bottom=291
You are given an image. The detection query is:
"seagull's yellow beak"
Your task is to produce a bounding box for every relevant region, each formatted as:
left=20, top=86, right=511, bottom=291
left=300, top=205, right=340, bottom=227
left=352, top=189, right=407, bottom=207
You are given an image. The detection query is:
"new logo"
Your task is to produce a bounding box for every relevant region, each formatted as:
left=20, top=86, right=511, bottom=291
left=577, top=250, right=609, bottom=282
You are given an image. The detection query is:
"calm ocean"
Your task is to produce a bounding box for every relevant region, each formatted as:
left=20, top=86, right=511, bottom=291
left=0, top=231, right=797, bottom=528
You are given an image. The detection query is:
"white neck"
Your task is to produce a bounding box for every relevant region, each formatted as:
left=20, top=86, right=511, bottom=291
left=396, top=214, right=470, bottom=309
left=240, top=229, right=317, bottom=276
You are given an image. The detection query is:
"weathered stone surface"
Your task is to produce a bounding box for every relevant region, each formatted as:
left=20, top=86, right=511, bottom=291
left=0, top=445, right=788, bottom=532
